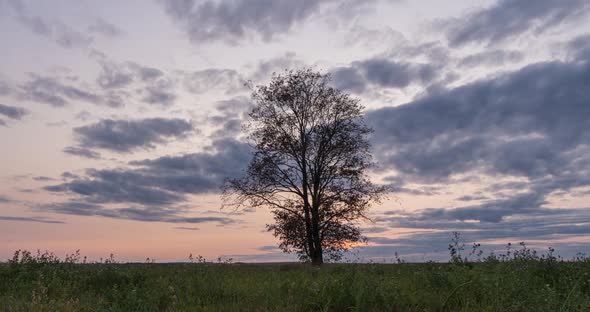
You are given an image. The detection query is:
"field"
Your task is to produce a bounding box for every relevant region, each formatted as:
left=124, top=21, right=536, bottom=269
left=1, top=249, right=590, bottom=311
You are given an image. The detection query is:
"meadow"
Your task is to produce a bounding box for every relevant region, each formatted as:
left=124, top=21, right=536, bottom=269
left=1, top=242, right=590, bottom=312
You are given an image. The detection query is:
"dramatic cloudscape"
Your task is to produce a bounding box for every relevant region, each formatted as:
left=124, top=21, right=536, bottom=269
left=1, top=0, right=589, bottom=262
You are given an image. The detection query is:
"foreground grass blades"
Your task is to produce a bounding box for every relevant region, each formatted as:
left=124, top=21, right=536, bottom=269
left=1, top=257, right=590, bottom=311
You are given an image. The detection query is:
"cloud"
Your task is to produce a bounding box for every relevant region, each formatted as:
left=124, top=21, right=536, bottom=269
left=381, top=176, right=442, bottom=196
left=331, top=57, right=440, bottom=93
left=568, top=33, right=590, bottom=61
left=160, top=0, right=389, bottom=44
left=87, top=18, right=123, bottom=38
left=384, top=209, right=590, bottom=239
left=174, top=226, right=200, bottom=231
left=367, top=59, right=590, bottom=182
left=248, top=52, right=305, bottom=83
left=44, top=172, right=186, bottom=206
left=374, top=208, right=590, bottom=246
left=91, top=53, right=171, bottom=106
left=5, top=1, right=123, bottom=48
left=71, top=118, right=194, bottom=153
left=96, top=60, right=165, bottom=89
left=96, top=63, right=135, bottom=89
left=183, top=68, right=245, bottom=94
left=5, top=0, right=92, bottom=48
left=389, top=41, right=452, bottom=66
left=360, top=226, right=390, bottom=234
left=160, top=0, right=330, bottom=43
left=366, top=51, right=590, bottom=223
left=0, top=195, right=12, bottom=203
left=256, top=245, right=281, bottom=252
left=208, top=97, right=253, bottom=138
left=20, top=74, right=102, bottom=107
left=128, top=138, right=252, bottom=193
left=456, top=194, right=489, bottom=202
left=345, top=25, right=405, bottom=49
left=353, top=201, right=590, bottom=261
left=62, top=146, right=102, bottom=159
left=445, top=0, right=590, bottom=46
left=18, top=56, right=172, bottom=109
left=0, top=215, right=64, bottom=224
left=43, top=138, right=250, bottom=223
left=32, top=176, right=55, bottom=182
left=142, top=78, right=176, bottom=106
left=61, top=172, right=80, bottom=180
left=46, top=138, right=251, bottom=207
left=139, top=67, right=165, bottom=81
left=0, top=104, right=27, bottom=119
left=358, top=58, right=437, bottom=88
left=420, top=192, right=550, bottom=223
left=43, top=201, right=233, bottom=224
left=0, top=77, right=11, bottom=94
left=330, top=67, right=367, bottom=93
left=459, top=50, right=524, bottom=67
left=49, top=21, right=92, bottom=48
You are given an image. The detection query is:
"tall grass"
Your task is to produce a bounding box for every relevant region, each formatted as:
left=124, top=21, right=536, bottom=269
left=1, top=238, right=590, bottom=311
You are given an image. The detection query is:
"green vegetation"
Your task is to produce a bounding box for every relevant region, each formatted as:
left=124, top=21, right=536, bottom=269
left=1, top=244, right=590, bottom=311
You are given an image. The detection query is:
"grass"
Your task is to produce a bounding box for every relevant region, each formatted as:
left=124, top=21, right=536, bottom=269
left=1, top=247, right=590, bottom=311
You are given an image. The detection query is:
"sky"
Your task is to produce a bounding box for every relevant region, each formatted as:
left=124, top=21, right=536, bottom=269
left=1, top=0, right=589, bottom=263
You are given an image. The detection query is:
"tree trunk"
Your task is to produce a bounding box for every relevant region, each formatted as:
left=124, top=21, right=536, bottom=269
left=300, top=132, right=316, bottom=263
left=311, top=241, right=323, bottom=266
left=311, top=202, right=323, bottom=266
left=303, top=202, right=315, bottom=262
left=311, top=251, right=323, bottom=266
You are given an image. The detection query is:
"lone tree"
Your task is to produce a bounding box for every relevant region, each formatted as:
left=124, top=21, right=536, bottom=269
left=224, top=69, right=385, bottom=265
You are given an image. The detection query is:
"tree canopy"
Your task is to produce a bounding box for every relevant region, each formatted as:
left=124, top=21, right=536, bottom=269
left=224, top=69, right=385, bottom=265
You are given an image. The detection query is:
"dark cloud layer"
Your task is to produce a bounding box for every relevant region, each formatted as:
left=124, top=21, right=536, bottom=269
left=47, top=138, right=251, bottom=207
left=43, top=138, right=249, bottom=224
left=358, top=58, right=437, bottom=88
left=0, top=215, right=64, bottom=224
left=367, top=206, right=590, bottom=259
left=569, top=34, right=590, bottom=61
left=0, top=195, right=12, bottom=203
left=71, top=118, right=194, bottom=153
left=367, top=59, right=590, bottom=182
left=43, top=202, right=233, bottom=225
left=356, top=191, right=590, bottom=261
left=160, top=0, right=388, bottom=44
left=331, top=58, right=440, bottom=93
left=161, top=0, right=332, bottom=43
left=0, top=104, right=27, bottom=119
left=208, top=97, right=253, bottom=138
left=32, top=176, right=54, bottom=182
left=445, top=0, right=590, bottom=46
left=367, top=52, right=590, bottom=223
left=331, top=67, right=367, bottom=93
left=62, top=146, right=102, bottom=159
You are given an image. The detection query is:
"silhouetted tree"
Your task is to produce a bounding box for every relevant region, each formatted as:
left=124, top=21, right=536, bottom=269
left=223, top=69, right=385, bottom=265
